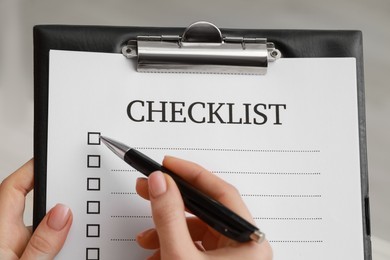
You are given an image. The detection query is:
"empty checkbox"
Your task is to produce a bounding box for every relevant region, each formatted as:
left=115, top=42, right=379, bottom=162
left=86, top=224, right=100, bottom=237
left=87, top=178, right=100, bottom=191
left=87, top=201, right=100, bottom=214
left=88, top=132, right=101, bottom=145
left=86, top=248, right=100, bottom=260
left=87, top=155, right=101, bottom=168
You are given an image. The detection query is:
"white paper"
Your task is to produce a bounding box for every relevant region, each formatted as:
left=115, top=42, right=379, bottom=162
left=46, top=50, right=364, bottom=260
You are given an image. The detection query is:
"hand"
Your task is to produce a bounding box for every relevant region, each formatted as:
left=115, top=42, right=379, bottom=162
left=136, top=156, right=272, bottom=260
left=0, top=159, right=73, bottom=260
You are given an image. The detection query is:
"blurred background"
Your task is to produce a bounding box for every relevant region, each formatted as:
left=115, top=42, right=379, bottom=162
left=0, top=0, right=389, bottom=258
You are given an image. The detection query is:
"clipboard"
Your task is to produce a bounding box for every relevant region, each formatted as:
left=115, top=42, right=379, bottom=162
left=33, top=22, right=371, bottom=259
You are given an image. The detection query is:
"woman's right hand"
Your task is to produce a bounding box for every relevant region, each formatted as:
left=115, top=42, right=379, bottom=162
left=136, top=156, right=273, bottom=260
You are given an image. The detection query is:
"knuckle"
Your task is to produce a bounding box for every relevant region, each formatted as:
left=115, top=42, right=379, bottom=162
left=28, top=232, right=54, bottom=256
left=191, top=168, right=209, bottom=186
left=153, top=203, right=182, bottom=225
left=0, top=174, right=30, bottom=196
left=0, top=178, right=14, bottom=198
left=0, top=176, right=11, bottom=191
left=218, top=183, right=240, bottom=200
left=226, top=182, right=240, bottom=195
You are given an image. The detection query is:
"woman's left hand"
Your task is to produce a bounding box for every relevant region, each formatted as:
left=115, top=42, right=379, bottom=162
left=0, top=159, right=73, bottom=260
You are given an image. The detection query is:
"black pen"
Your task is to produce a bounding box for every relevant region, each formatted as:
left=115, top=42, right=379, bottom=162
left=100, top=136, right=265, bottom=243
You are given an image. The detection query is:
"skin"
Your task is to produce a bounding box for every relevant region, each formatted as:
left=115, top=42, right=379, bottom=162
left=135, top=156, right=273, bottom=260
left=0, top=159, right=73, bottom=260
left=0, top=157, right=272, bottom=260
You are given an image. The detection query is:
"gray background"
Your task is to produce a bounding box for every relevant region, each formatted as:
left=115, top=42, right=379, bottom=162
left=0, top=0, right=389, bottom=258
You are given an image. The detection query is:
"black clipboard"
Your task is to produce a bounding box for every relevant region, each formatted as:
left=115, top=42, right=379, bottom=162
left=33, top=23, right=371, bottom=259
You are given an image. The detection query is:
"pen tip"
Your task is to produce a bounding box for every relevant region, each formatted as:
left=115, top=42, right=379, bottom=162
left=99, top=135, right=130, bottom=160
left=250, top=230, right=266, bottom=243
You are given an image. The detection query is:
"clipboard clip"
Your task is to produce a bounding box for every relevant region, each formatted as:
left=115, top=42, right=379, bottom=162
left=122, top=21, right=281, bottom=75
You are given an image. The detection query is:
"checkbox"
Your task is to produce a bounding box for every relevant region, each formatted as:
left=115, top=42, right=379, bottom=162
left=87, top=178, right=100, bottom=191
left=87, top=201, right=100, bottom=214
left=86, top=224, right=100, bottom=237
left=88, top=132, right=101, bottom=145
left=86, top=248, right=100, bottom=260
left=87, top=155, right=101, bottom=168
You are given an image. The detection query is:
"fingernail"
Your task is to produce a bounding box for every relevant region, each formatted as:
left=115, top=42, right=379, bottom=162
left=136, top=177, right=147, bottom=185
left=148, top=171, right=167, bottom=198
left=47, top=204, right=71, bottom=231
left=137, top=228, right=155, bottom=239
left=194, top=241, right=206, bottom=252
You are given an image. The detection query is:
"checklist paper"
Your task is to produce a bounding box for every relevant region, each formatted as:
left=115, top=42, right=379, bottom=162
left=46, top=50, right=365, bottom=260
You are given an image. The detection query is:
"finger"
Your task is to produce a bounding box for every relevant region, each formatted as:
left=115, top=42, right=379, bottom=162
left=148, top=171, right=198, bottom=258
left=186, top=217, right=212, bottom=241
left=206, top=239, right=273, bottom=260
left=194, top=241, right=206, bottom=252
left=0, top=159, right=35, bottom=256
left=163, top=156, right=254, bottom=223
left=20, top=204, right=73, bottom=260
left=135, top=177, right=149, bottom=200
left=186, top=217, right=221, bottom=249
left=136, top=228, right=159, bottom=249
left=0, top=159, right=34, bottom=221
left=137, top=217, right=214, bottom=250
left=147, top=249, right=161, bottom=260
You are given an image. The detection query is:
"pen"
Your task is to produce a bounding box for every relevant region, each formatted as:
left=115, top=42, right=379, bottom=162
left=100, top=136, right=265, bottom=243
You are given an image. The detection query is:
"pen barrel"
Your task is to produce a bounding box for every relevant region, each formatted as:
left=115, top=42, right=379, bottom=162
left=124, top=149, right=161, bottom=177
left=124, top=149, right=259, bottom=242
left=176, top=179, right=258, bottom=242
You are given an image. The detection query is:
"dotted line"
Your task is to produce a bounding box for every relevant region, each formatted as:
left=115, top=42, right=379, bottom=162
left=134, top=147, right=320, bottom=153
left=110, top=238, right=137, bottom=242
left=111, top=215, right=323, bottom=220
left=143, top=70, right=260, bottom=76
left=111, top=215, right=152, bottom=219
left=269, top=240, right=323, bottom=243
left=110, top=192, right=321, bottom=198
left=111, top=169, right=138, bottom=173
left=110, top=169, right=321, bottom=176
left=241, top=194, right=321, bottom=198
left=213, top=171, right=321, bottom=175
left=111, top=169, right=321, bottom=176
left=254, top=217, right=322, bottom=220
left=110, top=192, right=138, bottom=195
left=110, top=239, right=324, bottom=244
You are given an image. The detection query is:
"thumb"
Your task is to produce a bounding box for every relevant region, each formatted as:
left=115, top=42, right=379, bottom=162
left=21, top=204, right=73, bottom=260
left=148, top=171, right=197, bottom=258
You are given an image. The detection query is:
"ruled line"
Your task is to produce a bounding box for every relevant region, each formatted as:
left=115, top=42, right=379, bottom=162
left=111, top=216, right=322, bottom=221
left=269, top=240, right=324, bottom=243
left=254, top=217, right=323, bottom=221
left=110, top=169, right=321, bottom=176
left=111, top=169, right=138, bottom=173
left=110, top=192, right=137, bottom=195
left=110, top=238, right=137, bottom=242
left=111, top=215, right=152, bottom=219
left=109, top=238, right=324, bottom=243
left=241, top=194, right=321, bottom=198
left=213, top=171, right=321, bottom=176
left=133, top=147, right=320, bottom=153
left=110, top=192, right=322, bottom=198
left=110, top=238, right=325, bottom=244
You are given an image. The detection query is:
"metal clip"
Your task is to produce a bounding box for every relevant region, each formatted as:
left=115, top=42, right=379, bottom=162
left=122, top=21, right=281, bottom=74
